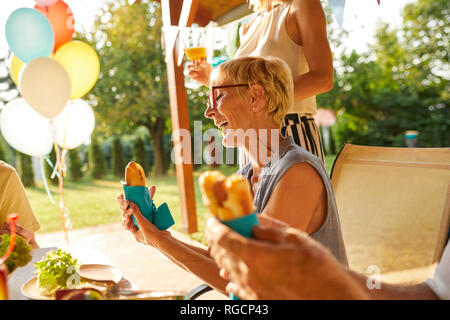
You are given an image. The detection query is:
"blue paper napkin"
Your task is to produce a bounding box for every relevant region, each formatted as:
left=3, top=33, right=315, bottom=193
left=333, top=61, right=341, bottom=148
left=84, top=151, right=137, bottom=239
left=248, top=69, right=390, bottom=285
left=220, top=211, right=259, bottom=300
left=122, top=182, right=174, bottom=230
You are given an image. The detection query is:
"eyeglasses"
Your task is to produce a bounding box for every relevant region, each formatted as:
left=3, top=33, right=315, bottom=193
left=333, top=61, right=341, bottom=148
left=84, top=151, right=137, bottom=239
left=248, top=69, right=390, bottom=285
left=207, top=84, right=249, bottom=109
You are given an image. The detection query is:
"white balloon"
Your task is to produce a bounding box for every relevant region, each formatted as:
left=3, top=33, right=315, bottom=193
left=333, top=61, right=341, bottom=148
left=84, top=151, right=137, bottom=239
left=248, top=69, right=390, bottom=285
left=54, top=99, right=95, bottom=150
left=0, top=98, right=55, bottom=157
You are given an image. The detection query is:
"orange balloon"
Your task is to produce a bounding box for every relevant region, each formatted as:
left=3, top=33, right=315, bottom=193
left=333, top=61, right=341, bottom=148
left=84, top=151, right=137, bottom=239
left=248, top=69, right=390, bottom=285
left=35, top=0, right=75, bottom=52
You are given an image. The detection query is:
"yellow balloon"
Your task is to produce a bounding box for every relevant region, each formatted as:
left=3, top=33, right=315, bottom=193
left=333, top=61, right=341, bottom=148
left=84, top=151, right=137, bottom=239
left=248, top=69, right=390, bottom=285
left=9, top=55, right=24, bottom=85
left=55, top=40, right=100, bottom=99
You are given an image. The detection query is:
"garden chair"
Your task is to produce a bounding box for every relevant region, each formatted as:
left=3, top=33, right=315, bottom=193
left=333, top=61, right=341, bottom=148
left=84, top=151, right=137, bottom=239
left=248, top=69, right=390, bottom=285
left=330, top=143, right=450, bottom=279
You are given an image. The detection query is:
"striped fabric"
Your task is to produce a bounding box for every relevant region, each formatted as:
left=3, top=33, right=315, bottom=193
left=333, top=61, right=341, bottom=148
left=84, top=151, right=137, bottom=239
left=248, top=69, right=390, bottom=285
left=281, top=113, right=325, bottom=163
left=238, top=113, right=325, bottom=168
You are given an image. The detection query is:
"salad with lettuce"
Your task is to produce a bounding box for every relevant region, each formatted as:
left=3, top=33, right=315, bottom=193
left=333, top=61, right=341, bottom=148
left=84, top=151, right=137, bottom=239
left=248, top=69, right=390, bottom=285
left=34, top=249, right=81, bottom=295
left=0, top=234, right=32, bottom=273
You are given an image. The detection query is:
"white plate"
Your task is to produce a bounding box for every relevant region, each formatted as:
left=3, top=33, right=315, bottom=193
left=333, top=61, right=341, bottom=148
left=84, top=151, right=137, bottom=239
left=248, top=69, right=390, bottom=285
left=21, top=275, right=109, bottom=300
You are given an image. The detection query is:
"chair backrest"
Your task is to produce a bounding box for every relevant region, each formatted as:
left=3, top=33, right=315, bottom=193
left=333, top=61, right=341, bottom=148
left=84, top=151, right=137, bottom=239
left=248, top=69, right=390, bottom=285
left=330, top=144, right=450, bottom=275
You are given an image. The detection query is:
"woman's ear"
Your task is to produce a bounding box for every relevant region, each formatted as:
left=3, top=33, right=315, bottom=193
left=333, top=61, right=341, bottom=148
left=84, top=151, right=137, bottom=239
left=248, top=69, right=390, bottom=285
left=249, top=83, right=265, bottom=112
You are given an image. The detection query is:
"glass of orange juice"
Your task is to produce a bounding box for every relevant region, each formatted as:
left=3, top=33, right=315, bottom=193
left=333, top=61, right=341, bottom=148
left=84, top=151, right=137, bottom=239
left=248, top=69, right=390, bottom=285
left=183, top=27, right=208, bottom=65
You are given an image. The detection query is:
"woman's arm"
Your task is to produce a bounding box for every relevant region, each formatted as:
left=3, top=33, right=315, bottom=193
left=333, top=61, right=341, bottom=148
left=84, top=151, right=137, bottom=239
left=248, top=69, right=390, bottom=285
left=151, top=229, right=229, bottom=294
left=260, top=162, right=327, bottom=232
left=288, top=0, right=334, bottom=101
left=118, top=195, right=228, bottom=294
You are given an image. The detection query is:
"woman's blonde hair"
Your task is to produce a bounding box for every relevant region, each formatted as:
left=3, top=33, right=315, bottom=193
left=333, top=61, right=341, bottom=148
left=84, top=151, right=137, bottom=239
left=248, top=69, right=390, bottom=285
left=248, top=0, right=291, bottom=12
left=217, top=56, right=293, bottom=127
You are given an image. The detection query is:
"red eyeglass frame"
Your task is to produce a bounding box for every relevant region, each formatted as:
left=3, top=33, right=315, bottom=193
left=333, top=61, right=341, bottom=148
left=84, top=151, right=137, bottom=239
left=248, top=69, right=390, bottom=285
left=208, top=84, right=249, bottom=109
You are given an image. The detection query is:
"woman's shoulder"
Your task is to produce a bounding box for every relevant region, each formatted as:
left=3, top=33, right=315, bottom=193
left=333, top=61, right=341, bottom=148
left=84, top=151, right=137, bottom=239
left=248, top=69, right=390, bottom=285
left=0, top=161, right=20, bottom=188
left=277, top=138, right=314, bottom=164
left=0, top=161, right=16, bottom=177
left=270, top=138, right=326, bottom=180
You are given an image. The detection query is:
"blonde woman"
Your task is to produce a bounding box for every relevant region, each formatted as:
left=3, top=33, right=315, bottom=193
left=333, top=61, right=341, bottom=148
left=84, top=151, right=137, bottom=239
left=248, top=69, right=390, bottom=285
left=189, top=0, right=333, bottom=164
left=117, top=57, right=347, bottom=296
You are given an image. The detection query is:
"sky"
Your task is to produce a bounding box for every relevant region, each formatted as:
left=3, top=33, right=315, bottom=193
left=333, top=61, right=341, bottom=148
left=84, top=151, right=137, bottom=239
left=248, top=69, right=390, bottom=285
left=0, top=0, right=417, bottom=54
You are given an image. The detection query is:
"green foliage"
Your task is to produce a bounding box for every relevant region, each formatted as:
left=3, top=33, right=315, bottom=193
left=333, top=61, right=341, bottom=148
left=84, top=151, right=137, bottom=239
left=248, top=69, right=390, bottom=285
left=34, top=249, right=81, bottom=295
left=0, top=52, right=19, bottom=108
left=328, top=125, right=337, bottom=155
left=132, top=136, right=148, bottom=173
left=0, top=139, right=6, bottom=162
left=111, top=137, right=126, bottom=177
left=88, top=136, right=108, bottom=179
left=318, top=0, right=449, bottom=148
left=17, top=152, right=34, bottom=187
left=82, top=0, right=170, bottom=174
left=0, top=234, right=32, bottom=273
left=68, top=149, right=83, bottom=182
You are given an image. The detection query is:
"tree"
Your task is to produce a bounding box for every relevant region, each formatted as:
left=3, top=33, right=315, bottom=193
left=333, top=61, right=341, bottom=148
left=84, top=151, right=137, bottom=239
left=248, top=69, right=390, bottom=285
left=111, top=137, right=126, bottom=177
left=318, top=0, right=449, bottom=148
left=68, top=149, right=82, bottom=181
left=17, top=152, right=34, bottom=187
left=0, top=52, right=19, bottom=109
left=82, top=0, right=170, bottom=175
left=132, top=137, right=148, bottom=173
left=88, top=136, right=108, bottom=179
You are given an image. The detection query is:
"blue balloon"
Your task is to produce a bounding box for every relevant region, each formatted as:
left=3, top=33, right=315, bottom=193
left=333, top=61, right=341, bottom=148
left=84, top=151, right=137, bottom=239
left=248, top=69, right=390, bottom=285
left=5, top=8, right=54, bottom=63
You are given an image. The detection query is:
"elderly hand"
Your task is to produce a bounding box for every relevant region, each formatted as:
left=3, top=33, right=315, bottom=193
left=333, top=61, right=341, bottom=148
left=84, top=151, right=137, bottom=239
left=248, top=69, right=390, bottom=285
left=205, top=216, right=369, bottom=300
left=187, top=60, right=212, bottom=87
left=0, top=221, right=39, bottom=249
left=116, top=186, right=170, bottom=247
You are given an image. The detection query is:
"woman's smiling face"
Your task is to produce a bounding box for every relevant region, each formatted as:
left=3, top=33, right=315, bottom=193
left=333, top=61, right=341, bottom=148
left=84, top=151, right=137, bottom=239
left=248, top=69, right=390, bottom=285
left=204, top=70, right=253, bottom=148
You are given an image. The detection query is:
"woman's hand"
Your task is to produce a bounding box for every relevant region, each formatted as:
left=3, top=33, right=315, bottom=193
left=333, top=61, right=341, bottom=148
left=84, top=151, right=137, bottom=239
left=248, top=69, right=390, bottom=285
left=187, top=60, right=212, bottom=87
left=116, top=186, right=170, bottom=247
left=0, top=221, right=39, bottom=249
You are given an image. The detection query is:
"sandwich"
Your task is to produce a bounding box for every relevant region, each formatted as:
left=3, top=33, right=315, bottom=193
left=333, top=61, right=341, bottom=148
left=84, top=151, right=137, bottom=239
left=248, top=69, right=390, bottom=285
left=198, top=171, right=255, bottom=220
left=125, top=161, right=146, bottom=187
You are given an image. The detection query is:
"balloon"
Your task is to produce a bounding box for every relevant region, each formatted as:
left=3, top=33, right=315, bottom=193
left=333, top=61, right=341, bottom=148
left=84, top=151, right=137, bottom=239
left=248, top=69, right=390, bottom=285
left=5, top=8, right=54, bottom=63
left=35, top=0, right=75, bottom=52
left=19, top=57, right=71, bottom=119
left=55, top=41, right=100, bottom=99
left=9, top=55, right=24, bottom=86
left=35, top=0, right=59, bottom=6
left=54, top=100, right=95, bottom=150
left=0, top=99, right=55, bottom=157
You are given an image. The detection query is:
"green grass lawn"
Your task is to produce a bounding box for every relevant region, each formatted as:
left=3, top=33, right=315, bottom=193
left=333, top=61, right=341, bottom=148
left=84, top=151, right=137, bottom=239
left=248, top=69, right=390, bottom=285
left=27, top=155, right=337, bottom=244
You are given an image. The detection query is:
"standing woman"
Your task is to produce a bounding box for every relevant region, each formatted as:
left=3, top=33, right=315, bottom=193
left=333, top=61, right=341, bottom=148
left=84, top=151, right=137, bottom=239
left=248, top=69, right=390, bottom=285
left=189, top=0, right=333, bottom=164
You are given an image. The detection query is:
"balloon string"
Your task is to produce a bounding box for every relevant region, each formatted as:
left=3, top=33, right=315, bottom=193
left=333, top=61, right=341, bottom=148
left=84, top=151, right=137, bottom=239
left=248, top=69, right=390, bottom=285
left=62, top=101, right=70, bottom=149
left=40, top=157, right=55, bottom=204
left=47, top=155, right=61, bottom=180
left=55, top=145, right=70, bottom=246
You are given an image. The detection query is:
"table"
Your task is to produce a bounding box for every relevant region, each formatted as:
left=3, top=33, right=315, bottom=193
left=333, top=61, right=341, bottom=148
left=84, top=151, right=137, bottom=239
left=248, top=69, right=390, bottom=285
left=7, top=246, right=137, bottom=300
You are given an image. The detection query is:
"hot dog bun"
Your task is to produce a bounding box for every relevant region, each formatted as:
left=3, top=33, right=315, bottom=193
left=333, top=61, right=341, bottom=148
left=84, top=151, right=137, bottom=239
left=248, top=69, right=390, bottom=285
left=199, top=171, right=256, bottom=220
left=125, top=161, right=146, bottom=186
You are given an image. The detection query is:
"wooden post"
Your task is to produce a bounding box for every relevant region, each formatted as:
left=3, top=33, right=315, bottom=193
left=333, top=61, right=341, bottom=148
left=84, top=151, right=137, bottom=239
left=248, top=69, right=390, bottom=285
left=162, top=0, right=198, bottom=233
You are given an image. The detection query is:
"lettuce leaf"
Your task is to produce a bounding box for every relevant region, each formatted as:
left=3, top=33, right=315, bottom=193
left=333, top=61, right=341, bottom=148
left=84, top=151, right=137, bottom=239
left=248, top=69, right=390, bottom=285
left=34, top=249, right=81, bottom=295
left=0, top=234, right=32, bottom=273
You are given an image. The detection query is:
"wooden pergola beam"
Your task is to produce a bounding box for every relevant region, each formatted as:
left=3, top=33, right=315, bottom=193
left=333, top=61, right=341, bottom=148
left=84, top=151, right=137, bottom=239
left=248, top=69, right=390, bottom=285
left=161, top=0, right=199, bottom=234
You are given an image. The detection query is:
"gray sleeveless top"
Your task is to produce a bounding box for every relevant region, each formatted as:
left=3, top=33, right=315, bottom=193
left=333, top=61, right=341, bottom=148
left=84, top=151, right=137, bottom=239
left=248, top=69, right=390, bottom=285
left=238, top=137, right=348, bottom=266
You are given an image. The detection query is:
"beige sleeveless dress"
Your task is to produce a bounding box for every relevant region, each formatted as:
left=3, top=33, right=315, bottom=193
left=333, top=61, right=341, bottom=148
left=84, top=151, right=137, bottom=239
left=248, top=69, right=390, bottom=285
left=235, top=2, right=325, bottom=165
